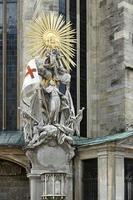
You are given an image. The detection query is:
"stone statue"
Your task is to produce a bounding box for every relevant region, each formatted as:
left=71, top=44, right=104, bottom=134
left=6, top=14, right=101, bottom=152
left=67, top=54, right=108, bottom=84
left=21, top=13, right=83, bottom=200
left=21, top=13, right=84, bottom=148
left=45, top=79, right=62, bottom=124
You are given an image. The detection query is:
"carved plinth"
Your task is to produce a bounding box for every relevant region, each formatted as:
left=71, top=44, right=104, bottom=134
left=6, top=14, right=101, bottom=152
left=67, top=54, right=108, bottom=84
left=26, top=139, right=75, bottom=200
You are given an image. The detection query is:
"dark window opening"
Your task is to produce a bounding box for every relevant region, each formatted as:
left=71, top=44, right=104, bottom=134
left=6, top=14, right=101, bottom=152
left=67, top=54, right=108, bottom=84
left=59, top=0, right=66, bottom=18
left=82, top=158, right=98, bottom=200
left=70, top=0, right=77, bottom=113
left=6, top=0, right=17, bottom=130
left=125, top=158, right=133, bottom=200
left=80, top=0, right=87, bottom=137
left=0, top=0, right=17, bottom=130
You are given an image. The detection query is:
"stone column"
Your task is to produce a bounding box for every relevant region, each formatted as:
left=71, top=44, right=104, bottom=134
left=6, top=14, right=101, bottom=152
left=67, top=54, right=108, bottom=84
left=28, top=174, right=42, bottom=200
left=98, top=150, right=125, bottom=200
left=74, top=158, right=82, bottom=200
left=115, top=153, right=124, bottom=200
left=98, top=151, right=108, bottom=200
left=66, top=173, right=74, bottom=200
left=98, top=151, right=115, bottom=200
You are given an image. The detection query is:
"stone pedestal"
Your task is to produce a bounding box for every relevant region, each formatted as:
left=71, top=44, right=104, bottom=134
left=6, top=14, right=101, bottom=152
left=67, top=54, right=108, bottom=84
left=26, top=139, right=75, bottom=200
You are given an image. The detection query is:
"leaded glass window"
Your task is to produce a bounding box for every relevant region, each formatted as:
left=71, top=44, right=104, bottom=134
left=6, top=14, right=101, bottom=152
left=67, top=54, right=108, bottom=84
left=0, top=0, right=17, bottom=130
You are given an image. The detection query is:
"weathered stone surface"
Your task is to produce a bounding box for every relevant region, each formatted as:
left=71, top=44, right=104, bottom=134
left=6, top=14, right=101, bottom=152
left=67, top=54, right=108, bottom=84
left=0, top=159, right=29, bottom=200
left=26, top=139, right=75, bottom=200
left=87, top=0, right=133, bottom=137
left=26, top=139, right=74, bottom=171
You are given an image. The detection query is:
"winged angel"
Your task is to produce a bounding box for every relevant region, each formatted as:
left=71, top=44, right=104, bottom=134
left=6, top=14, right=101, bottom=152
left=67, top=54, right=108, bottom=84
left=21, top=12, right=84, bottom=147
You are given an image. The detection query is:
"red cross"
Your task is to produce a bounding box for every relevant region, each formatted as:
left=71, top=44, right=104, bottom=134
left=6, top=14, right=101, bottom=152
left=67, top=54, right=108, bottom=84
left=25, top=66, right=36, bottom=79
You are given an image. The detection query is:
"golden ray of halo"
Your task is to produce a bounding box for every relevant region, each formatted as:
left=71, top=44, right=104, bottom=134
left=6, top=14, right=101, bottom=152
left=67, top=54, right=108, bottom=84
left=26, top=12, right=76, bottom=70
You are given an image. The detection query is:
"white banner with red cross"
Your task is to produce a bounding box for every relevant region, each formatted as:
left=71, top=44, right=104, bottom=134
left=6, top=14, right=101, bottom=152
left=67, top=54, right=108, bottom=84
left=21, top=59, right=42, bottom=97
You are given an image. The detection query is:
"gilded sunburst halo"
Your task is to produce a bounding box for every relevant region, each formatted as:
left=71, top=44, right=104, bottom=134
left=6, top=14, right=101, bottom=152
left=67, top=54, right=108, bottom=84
left=26, top=12, right=76, bottom=70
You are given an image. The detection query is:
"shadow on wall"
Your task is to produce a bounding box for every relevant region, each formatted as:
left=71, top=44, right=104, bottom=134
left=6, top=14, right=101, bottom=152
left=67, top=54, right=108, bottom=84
left=0, top=159, right=30, bottom=200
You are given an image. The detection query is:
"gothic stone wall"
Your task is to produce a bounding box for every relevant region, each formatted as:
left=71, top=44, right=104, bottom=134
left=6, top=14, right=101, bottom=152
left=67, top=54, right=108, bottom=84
left=97, top=0, right=125, bottom=136
left=89, top=0, right=133, bottom=136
